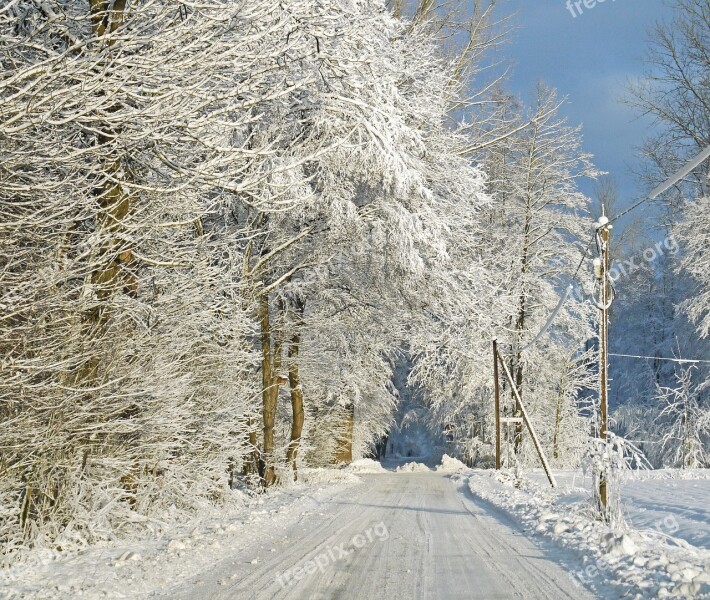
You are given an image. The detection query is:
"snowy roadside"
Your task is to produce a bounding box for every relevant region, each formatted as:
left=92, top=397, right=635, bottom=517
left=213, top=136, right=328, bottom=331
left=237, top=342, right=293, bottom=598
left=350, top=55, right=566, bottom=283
left=0, top=469, right=361, bottom=600
left=459, top=469, right=710, bottom=599
left=524, top=469, right=710, bottom=551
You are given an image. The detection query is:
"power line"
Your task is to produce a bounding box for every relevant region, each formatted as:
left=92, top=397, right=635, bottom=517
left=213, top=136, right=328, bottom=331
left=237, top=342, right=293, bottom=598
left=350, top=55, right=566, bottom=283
left=520, top=230, right=597, bottom=353
left=648, top=145, right=710, bottom=200
left=609, top=353, right=710, bottom=366
left=572, top=231, right=597, bottom=281
left=610, top=145, right=710, bottom=225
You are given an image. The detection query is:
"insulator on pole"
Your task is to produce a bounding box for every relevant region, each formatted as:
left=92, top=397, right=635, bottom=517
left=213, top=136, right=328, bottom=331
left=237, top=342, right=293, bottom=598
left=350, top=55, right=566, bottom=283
left=593, top=258, right=602, bottom=280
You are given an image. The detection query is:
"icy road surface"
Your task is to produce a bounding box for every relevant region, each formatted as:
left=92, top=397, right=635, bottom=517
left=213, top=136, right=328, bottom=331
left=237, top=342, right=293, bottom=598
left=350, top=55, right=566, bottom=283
left=160, top=472, right=593, bottom=600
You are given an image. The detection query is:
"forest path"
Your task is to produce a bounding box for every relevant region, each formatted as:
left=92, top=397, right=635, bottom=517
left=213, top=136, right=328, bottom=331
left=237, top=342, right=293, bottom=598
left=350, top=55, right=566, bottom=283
left=160, top=471, right=595, bottom=599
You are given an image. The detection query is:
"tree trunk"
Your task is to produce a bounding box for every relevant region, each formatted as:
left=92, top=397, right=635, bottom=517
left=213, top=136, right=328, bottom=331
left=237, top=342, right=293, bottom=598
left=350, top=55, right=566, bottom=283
left=286, top=333, right=304, bottom=480
left=76, top=1, right=135, bottom=384
left=512, top=321, right=525, bottom=454
left=390, top=0, right=404, bottom=18
left=242, top=417, right=260, bottom=478
left=258, top=291, right=279, bottom=487
left=552, top=392, right=564, bottom=461
left=89, top=0, right=127, bottom=41
left=334, top=404, right=355, bottom=464
left=65, top=2, right=136, bottom=514
left=512, top=203, right=533, bottom=455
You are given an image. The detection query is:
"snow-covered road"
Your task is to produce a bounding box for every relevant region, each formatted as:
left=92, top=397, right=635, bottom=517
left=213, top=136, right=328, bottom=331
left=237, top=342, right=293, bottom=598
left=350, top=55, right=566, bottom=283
left=160, top=472, right=593, bottom=599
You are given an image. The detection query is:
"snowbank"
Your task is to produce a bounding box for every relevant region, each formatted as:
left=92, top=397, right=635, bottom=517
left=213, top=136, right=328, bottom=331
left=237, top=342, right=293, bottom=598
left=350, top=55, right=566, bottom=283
left=436, top=454, right=468, bottom=473
left=297, top=468, right=362, bottom=485
left=462, top=470, right=710, bottom=599
left=345, top=459, right=387, bottom=474
left=523, top=469, right=710, bottom=552
left=396, top=462, right=431, bottom=473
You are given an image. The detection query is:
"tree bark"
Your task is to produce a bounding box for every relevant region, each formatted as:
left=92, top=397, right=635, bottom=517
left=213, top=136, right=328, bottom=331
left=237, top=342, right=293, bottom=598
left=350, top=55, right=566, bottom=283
left=334, top=403, right=355, bottom=464
left=242, top=417, right=260, bottom=478
left=258, top=291, right=279, bottom=487
left=552, top=391, right=564, bottom=461
left=89, top=0, right=127, bottom=42
left=77, top=0, right=135, bottom=384
left=286, top=332, right=304, bottom=480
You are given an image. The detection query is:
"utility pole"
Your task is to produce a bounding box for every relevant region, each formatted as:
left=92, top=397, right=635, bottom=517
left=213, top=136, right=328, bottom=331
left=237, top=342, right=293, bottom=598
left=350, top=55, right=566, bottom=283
left=493, top=340, right=501, bottom=470
left=496, top=349, right=557, bottom=487
left=594, top=215, right=613, bottom=517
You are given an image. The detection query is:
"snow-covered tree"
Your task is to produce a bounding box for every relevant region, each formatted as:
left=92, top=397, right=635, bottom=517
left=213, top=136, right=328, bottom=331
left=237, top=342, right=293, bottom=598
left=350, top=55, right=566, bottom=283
left=676, top=193, right=710, bottom=339
left=625, top=0, right=709, bottom=215
left=484, top=87, right=598, bottom=466
left=621, top=0, right=710, bottom=461
left=654, top=366, right=710, bottom=468
left=0, top=0, right=316, bottom=552
left=0, top=0, right=619, bottom=561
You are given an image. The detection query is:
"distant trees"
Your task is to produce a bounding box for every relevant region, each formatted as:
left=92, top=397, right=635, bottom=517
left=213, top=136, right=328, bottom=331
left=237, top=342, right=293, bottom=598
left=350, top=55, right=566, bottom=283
left=624, top=0, right=709, bottom=346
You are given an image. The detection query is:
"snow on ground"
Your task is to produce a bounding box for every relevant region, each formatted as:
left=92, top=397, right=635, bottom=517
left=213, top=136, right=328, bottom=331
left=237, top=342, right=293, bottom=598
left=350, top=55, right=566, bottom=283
left=435, top=454, right=468, bottom=473
left=1, top=463, right=591, bottom=600
left=523, top=469, right=710, bottom=551
left=295, top=467, right=362, bottom=485
left=344, top=459, right=387, bottom=474
left=394, top=461, right=431, bottom=473
left=461, top=468, right=710, bottom=599
left=0, top=469, right=361, bottom=600
left=6, top=458, right=710, bottom=599
left=623, top=472, right=710, bottom=552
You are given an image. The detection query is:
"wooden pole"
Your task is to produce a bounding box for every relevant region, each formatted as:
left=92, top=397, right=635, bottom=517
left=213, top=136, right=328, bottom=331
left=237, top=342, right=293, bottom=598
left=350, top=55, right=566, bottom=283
left=597, top=219, right=612, bottom=515
left=496, top=349, right=557, bottom=487
left=493, top=340, right=502, bottom=470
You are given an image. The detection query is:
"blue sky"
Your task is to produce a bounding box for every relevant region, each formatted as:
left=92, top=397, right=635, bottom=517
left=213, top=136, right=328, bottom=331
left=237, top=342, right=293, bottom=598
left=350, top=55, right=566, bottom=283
left=488, top=0, right=675, bottom=212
